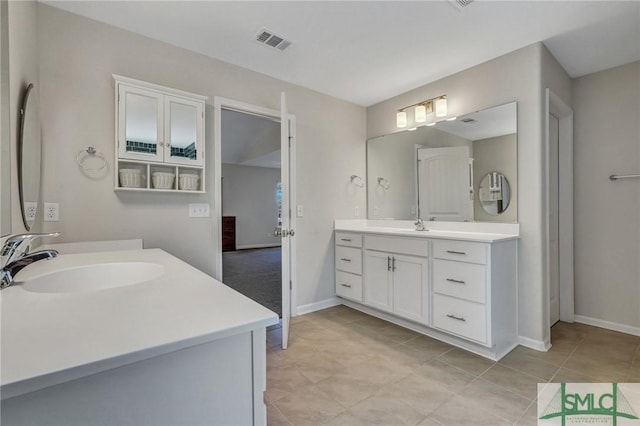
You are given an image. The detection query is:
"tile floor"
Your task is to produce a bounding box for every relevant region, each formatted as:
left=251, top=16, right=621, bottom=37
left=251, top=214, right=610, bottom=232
left=265, top=305, right=640, bottom=426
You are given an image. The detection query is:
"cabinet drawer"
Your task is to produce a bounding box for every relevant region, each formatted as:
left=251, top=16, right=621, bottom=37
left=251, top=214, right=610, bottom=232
left=335, top=232, right=363, bottom=248
left=365, top=235, right=429, bottom=257
left=433, top=259, right=487, bottom=304
left=335, top=246, right=362, bottom=275
left=433, top=294, right=487, bottom=344
left=336, top=271, right=363, bottom=302
left=433, top=240, right=487, bottom=265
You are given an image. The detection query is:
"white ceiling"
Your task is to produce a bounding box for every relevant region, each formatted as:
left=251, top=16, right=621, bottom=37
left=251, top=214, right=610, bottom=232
left=43, top=1, right=640, bottom=107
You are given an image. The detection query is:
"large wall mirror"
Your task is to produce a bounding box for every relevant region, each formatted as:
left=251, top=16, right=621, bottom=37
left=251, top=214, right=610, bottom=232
left=18, top=83, right=42, bottom=231
left=367, top=102, right=517, bottom=223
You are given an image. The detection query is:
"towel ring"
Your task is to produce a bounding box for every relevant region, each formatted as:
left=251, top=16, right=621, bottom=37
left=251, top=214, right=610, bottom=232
left=76, top=147, right=107, bottom=172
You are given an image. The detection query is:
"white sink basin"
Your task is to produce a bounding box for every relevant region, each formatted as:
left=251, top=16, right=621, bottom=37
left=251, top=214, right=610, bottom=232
left=17, top=262, right=165, bottom=293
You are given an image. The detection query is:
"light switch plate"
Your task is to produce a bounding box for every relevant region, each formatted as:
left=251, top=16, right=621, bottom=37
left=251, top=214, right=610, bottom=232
left=296, top=205, right=304, bottom=217
left=354, top=206, right=360, bottom=217
left=189, top=203, right=210, bottom=218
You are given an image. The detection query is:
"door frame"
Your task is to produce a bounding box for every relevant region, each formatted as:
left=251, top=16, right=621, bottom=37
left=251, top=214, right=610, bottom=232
left=213, top=96, right=297, bottom=316
left=545, top=89, right=574, bottom=328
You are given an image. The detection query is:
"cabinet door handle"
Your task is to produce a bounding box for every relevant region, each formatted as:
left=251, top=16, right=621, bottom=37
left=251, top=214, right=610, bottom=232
left=446, top=278, right=466, bottom=284
left=446, top=250, right=467, bottom=255
left=392, top=256, right=396, bottom=272
left=340, top=238, right=352, bottom=242
left=387, top=256, right=391, bottom=271
left=446, top=314, right=466, bottom=322
left=340, top=258, right=352, bottom=262
left=340, top=283, right=352, bottom=288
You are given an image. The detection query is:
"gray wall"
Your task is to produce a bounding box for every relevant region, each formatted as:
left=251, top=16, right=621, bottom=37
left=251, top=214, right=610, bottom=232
left=36, top=4, right=366, bottom=310
left=222, top=163, right=282, bottom=249
left=473, top=134, right=518, bottom=223
left=573, top=61, right=640, bottom=330
left=368, top=43, right=572, bottom=347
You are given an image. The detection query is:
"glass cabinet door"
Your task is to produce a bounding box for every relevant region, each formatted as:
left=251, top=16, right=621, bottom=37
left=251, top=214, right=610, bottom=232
left=164, top=96, right=204, bottom=166
left=118, top=85, right=164, bottom=162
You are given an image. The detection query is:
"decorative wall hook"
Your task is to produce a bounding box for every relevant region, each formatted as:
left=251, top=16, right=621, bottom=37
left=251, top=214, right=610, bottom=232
left=350, top=175, right=364, bottom=188
left=377, top=177, right=390, bottom=190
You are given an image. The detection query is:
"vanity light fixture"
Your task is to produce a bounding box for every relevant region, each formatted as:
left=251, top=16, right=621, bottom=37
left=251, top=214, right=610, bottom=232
left=435, top=96, right=448, bottom=117
left=396, top=95, right=446, bottom=128
left=396, top=111, right=408, bottom=128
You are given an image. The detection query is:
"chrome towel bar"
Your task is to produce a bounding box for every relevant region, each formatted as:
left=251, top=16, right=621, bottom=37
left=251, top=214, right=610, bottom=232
left=610, top=174, right=640, bottom=181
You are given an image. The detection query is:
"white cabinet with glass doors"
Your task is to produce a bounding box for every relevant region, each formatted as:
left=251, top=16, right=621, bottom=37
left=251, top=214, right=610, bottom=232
left=114, top=75, right=207, bottom=193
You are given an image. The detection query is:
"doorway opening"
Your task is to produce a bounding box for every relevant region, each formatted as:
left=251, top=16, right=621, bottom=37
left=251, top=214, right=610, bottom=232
left=546, top=89, right=575, bottom=337
left=214, top=95, right=296, bottom=349
left=220, top=108, right=283, bottom=316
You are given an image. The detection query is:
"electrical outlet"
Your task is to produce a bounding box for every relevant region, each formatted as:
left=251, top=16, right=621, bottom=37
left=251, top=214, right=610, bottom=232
left=189, top=203, right=210, bottom=218
left=296, top=205, right=304, bottom=217
left=24, top=202, right=37, bottom=221
left=44, top=203, right=59, bottom=222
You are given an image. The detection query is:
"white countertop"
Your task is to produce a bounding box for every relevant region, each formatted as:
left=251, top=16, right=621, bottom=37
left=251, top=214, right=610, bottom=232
left=0, top=249, right=279, bottom=399
left=335, top=220, right=519, bottom=242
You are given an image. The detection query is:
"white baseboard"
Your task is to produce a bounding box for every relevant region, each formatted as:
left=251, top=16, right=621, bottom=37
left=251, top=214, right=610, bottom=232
left=574, top=315, right=640, bottom=337
left=235, top=243, right=281, bottom=250
left=296, top=297, right=341, bottom=316
left=518, top=336, right=551, bottom=352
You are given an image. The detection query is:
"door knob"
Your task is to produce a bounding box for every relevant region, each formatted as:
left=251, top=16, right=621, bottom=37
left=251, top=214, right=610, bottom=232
left=288, top=229, right=295, bottom=237
left=274, top=227, right=282, bottom=237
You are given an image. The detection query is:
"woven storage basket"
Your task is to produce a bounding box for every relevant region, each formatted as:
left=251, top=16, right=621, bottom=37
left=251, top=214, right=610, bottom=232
left=178, top=173, right=199, bottom=191
left=119, top=169, right=142, bottom=188
left=152, top=172, right=175, bottom=189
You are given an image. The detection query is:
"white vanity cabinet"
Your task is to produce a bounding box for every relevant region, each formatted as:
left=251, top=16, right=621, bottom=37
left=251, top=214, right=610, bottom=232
left=335, top=232, right=364, bottom=302
left=334, top=228, right=518, bottom=360
left=114, top=75, right=207, bottom=193
left=364, top=235, right=429, bottom=324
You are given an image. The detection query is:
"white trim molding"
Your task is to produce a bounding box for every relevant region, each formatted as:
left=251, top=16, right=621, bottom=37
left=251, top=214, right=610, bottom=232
left=518, top=335, right=551, bottom=352
left=574, top=315, right=640, bottom=337
left=235, top=244, right=282, bottom=250
left=296, top=297, right=341, bottom=316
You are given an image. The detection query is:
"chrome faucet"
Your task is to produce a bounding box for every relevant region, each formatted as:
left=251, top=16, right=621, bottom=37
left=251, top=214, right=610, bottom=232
left=1, top=232, right=60, bottom=289
left=414, top=218, right=427, bottom=231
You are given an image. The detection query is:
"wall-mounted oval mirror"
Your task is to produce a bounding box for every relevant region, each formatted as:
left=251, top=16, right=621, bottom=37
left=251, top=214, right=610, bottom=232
left=18, top=83, right=42, bottom=231
left=479, top=172, right=511, bottom=215
left=367, top=102, right=517, bottom=223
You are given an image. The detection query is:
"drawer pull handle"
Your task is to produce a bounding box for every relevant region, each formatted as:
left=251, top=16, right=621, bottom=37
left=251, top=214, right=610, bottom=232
left=340, top=258, right=352, bottom=262
left=340, top=238, right=352, bottom=242
left=340, top=283, right=352, bottom=288
left=446, top=314, right=466, bottom=322
left=446, top=250, right=467, bottom=255
left=446, top=278, right=466, bottom=284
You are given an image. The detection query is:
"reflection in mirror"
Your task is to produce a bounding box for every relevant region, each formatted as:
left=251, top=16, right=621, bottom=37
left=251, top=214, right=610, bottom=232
left=367, top=102, right=517, bottom=223
left=125, top=91, right=158, bottom=155
left=479, top=172, right=511, bottom=215
left=169, top=100, right=197, bottom=160
left=18, top=84, right=41, bottom=231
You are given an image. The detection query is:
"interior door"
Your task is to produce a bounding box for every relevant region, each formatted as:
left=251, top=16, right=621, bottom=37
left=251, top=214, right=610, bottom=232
left=549, top=113, right=560, bottom=325
left=280, top=92, right=292, bottom=349
left=418, top=146, right=473, bottom=221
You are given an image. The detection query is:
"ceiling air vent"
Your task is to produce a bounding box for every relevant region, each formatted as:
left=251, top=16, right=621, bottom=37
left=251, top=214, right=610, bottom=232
left=447, top=0, right=474, bottom=11
left=255, top=28, right=292, bottom=52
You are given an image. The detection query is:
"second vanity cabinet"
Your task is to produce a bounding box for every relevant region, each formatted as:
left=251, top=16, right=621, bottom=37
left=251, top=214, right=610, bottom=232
left=335, top=229, right=518, bottom=360
left=364, top=236, right=428, bottom=324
